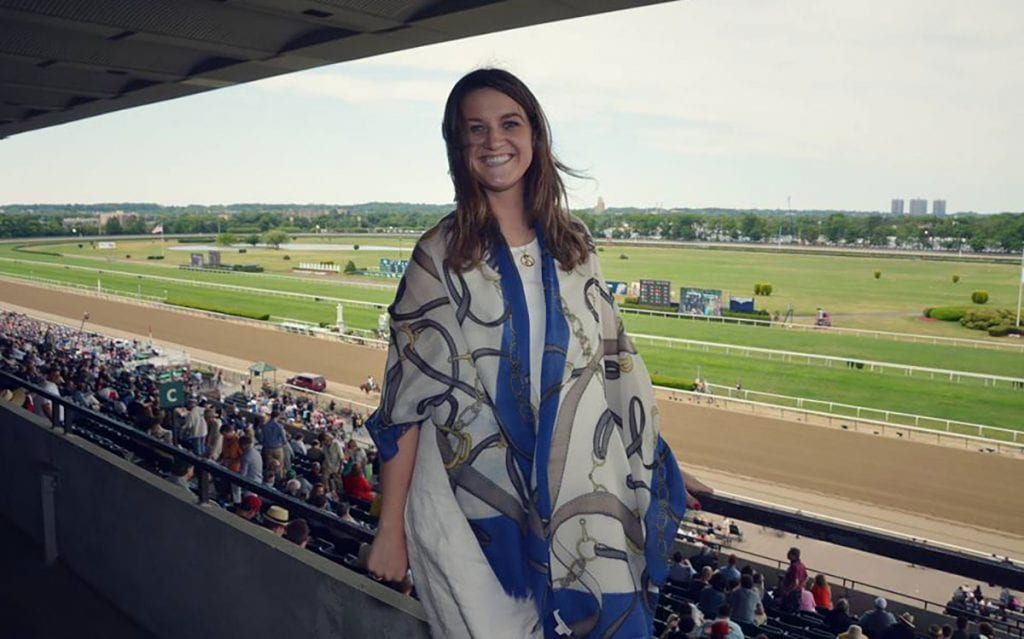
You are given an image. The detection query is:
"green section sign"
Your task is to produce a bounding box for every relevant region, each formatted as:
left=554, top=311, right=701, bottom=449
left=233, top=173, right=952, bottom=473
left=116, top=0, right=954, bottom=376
left=158, top=381, right=185, bottom=408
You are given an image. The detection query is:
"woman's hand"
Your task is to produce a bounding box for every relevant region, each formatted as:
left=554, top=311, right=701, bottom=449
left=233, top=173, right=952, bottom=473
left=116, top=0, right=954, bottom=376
left=366, top=524, right=409, bottom=583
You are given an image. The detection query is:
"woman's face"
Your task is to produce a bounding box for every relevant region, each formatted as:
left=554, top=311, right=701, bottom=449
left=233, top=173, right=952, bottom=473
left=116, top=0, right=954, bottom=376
left=461, top=87, right=533, bottom=195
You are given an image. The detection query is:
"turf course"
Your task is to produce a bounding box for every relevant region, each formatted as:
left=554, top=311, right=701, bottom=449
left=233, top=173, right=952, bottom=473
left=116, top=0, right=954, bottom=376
left=3, top=236, right=1022, bottom=435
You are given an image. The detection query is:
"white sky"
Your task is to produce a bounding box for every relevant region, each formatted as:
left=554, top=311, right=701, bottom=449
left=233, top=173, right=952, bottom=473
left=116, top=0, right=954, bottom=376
left=1, top=0, right=1022, bottom=212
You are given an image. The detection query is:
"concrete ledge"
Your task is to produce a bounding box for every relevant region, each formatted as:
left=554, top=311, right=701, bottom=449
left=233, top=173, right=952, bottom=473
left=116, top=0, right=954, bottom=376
left=0, top=401, right=430, bottom=639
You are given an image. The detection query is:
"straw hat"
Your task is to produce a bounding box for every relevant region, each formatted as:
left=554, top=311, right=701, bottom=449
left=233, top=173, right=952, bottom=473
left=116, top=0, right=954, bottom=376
left=897, top=613, right=915, bottom=629
left=264, top=505, right=289, bottom=526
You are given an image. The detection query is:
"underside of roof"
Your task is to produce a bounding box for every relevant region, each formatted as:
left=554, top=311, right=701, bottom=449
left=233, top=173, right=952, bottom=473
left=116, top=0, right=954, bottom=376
left=0, top=0, right=669, bottom=139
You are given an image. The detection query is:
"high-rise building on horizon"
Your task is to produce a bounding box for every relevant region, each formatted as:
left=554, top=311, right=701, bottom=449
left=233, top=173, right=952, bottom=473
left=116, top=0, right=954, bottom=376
left=932, top=199, right=946, bottom=216
left=909, top=198, right=928, bottom=216
left=891, top=199, right=905, bottom=215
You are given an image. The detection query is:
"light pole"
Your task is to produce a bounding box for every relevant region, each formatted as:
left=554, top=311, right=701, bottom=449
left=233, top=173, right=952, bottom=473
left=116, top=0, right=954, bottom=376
left=1016, top=246, right=1023, bottom=329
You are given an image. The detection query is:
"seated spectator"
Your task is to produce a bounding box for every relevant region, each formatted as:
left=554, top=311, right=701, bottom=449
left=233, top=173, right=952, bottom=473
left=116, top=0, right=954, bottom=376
left=826, top=599, right=857, bottom=635
left=950, top=616, right=968, bottom=639
left=799, top=577, right=818, bottom=612
left=262, top=505, right=289, bottom=536
left=669, top=551, right=696, bottom=584
left=308, top=494, right=334, bottom=514
left=284, top=519, right=309, bottom=548
left=812, top=573, right=833, bottom=610
left=234, top=494, right=262, bottom=521
left=839, top=625, right=867, bottom=639
left=727, top=574, right=760, bottom=624
left=716, top=554, right=741, bottom=584
left=342, top=462, right=375, bottom=502
left=166, top=460, right=194, bottom=493
left=941, top=625, right=953, bottom=639
left=882, top=613, right=915, bottom=639
left=698, top=580, right=727, bottom=619
left=700, top=604, right=742, bottom=639
left=859, top=598, right=896, bottom=639
left=927, top=625, right=942, bottom=639
left=970, top=623, right=993, bottom=639
left=753, top=603, right=767, bottom=627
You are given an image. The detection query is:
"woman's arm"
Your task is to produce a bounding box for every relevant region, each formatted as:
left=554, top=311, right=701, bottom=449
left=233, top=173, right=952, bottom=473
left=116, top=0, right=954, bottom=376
left=366, top=425, right=419, bottom=582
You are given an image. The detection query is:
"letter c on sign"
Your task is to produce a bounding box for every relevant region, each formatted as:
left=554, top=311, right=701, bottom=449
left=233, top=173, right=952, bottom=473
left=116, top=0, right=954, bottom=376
left=166, top=387, right=178, bottom=404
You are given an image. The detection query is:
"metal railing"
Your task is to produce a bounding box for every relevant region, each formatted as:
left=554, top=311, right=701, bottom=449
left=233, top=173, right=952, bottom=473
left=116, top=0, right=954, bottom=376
left=633, top=333, right=1024, bottom=388
left=620, top=306, right=1024, bottom=353
left=655, top=386, right=1024, bottom=455
left=704, top=382, right=1024, bottom=444
left=0, top=369, right=376, bottom=552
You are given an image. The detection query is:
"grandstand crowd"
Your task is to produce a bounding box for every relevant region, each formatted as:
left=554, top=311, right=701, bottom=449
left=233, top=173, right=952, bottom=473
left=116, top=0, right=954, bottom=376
left=1, top=310, right=1019, bottom=635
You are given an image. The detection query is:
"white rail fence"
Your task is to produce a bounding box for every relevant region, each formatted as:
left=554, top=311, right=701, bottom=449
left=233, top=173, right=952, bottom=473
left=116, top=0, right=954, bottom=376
left=631, top=333, right=1024, bottom=389
left=704, top=382, right=1022, bottom=444
left=620, top=306, right=1024, bottom=353
left=655, top=385, right=1024, bottom=456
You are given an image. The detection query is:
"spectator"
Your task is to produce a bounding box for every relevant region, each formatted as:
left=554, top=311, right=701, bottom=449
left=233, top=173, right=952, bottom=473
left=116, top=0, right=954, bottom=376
left=238, top=435, right=263, bottom=496
left=289, top=431, right=308, bottom=456
left=321, top=432, right=344, bottom=493
left=780, top=547, right=808, bottom=596
left=284, top=519, right=310, bottom=548
left=859, top=598, right=896, bottom=639
left=34, top=367, right=63, bottom=423
left=940, top=625, right=953, bottom=639
left=219, top=423, right=242, bottom=472
left=166, top=460, right=194, bottom=493
left=262, top=505, right=289, bottom=536
left=284, top=478, right=303, bottom=498
left=950, top=616, right=968, bottom=639
left=751, top=572, right=765, bottom=600
left=182, top=398, right=207, bottom=456
left=234, top=494, right=262, bottom=521
left=799, top=577, right=818, bottom=612
left=826, top=599, right=857, bottom=635
left=204, top=410, right=223, bottom=461
left=306, top=439, right=324, bottom=463
left=308, top=494, right=333, bottom=514
left=700, top=604, right=743, bottom=639
left=716, top=554, right=741, bottom=584
left=727, top=574, right=760, bottom=624
left=838, top=625, right=867, bottom=639
left=927, top=625, right=942, bottom=639
left=753, top=603, right=767, bottom=627
left=660, top=613, right=682, bottom=639
left=342, top=462, right=375, bottom=503
left=699, top=579, right=727, bottom=619
left=259, top=410, right=288, bottom=477
left=670, top=551, right=696, bottom=584
left=882, top=613, right=915, bottom=639
left=970, top=623, right=993, bottom=639
left=812, top=573, right=833, bottom=610
left=709, top=620, right=732, bottom=639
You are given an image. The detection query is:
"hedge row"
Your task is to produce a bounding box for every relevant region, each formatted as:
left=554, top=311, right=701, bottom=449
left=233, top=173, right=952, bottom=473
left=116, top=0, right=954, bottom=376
left=926, top=306, right=969, bottom=322
left=650, top=374, right=697, bottom=392
left=722, top=309, right=771, bottom=322
left=164, top=298, right=269, bottom=321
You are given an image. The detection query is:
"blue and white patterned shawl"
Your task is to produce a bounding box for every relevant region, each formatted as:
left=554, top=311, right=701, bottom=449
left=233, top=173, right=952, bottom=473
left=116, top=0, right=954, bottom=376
left=367, top=215, right=687, bottom=637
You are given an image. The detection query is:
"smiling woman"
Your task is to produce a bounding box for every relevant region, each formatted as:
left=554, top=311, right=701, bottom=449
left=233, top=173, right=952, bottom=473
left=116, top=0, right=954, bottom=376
left=363, top=68, right=709, bottom=639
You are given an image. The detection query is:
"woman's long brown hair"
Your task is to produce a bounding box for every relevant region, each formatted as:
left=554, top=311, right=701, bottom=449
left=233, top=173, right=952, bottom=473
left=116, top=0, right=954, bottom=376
left=441, top=68, right=590, bottom=272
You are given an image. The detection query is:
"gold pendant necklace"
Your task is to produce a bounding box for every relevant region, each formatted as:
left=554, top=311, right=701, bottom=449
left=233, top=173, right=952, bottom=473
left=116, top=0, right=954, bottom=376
left=519, top=252, right=536, bottom=267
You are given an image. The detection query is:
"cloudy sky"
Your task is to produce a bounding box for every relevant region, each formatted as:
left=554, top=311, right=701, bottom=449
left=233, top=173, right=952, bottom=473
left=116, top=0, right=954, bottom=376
left=1, top=0, right=1021, bottom=212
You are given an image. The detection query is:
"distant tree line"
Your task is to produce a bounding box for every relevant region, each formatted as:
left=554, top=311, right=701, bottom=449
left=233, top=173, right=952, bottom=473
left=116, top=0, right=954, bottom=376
left=0, top=203, right=1021, bottom=252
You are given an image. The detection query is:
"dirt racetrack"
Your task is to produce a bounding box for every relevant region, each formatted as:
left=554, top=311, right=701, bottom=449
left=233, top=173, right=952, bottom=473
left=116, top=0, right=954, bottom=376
left=2, top=279, right=1023, bottom=539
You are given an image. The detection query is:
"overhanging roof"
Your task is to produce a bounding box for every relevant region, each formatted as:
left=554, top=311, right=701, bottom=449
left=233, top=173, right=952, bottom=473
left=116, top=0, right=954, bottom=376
left=0, top=0, right=670, bottom=140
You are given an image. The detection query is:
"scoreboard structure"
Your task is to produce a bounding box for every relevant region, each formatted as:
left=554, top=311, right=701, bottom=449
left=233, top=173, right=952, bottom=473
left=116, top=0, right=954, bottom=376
left=638, top=279, right=673, bottom=307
